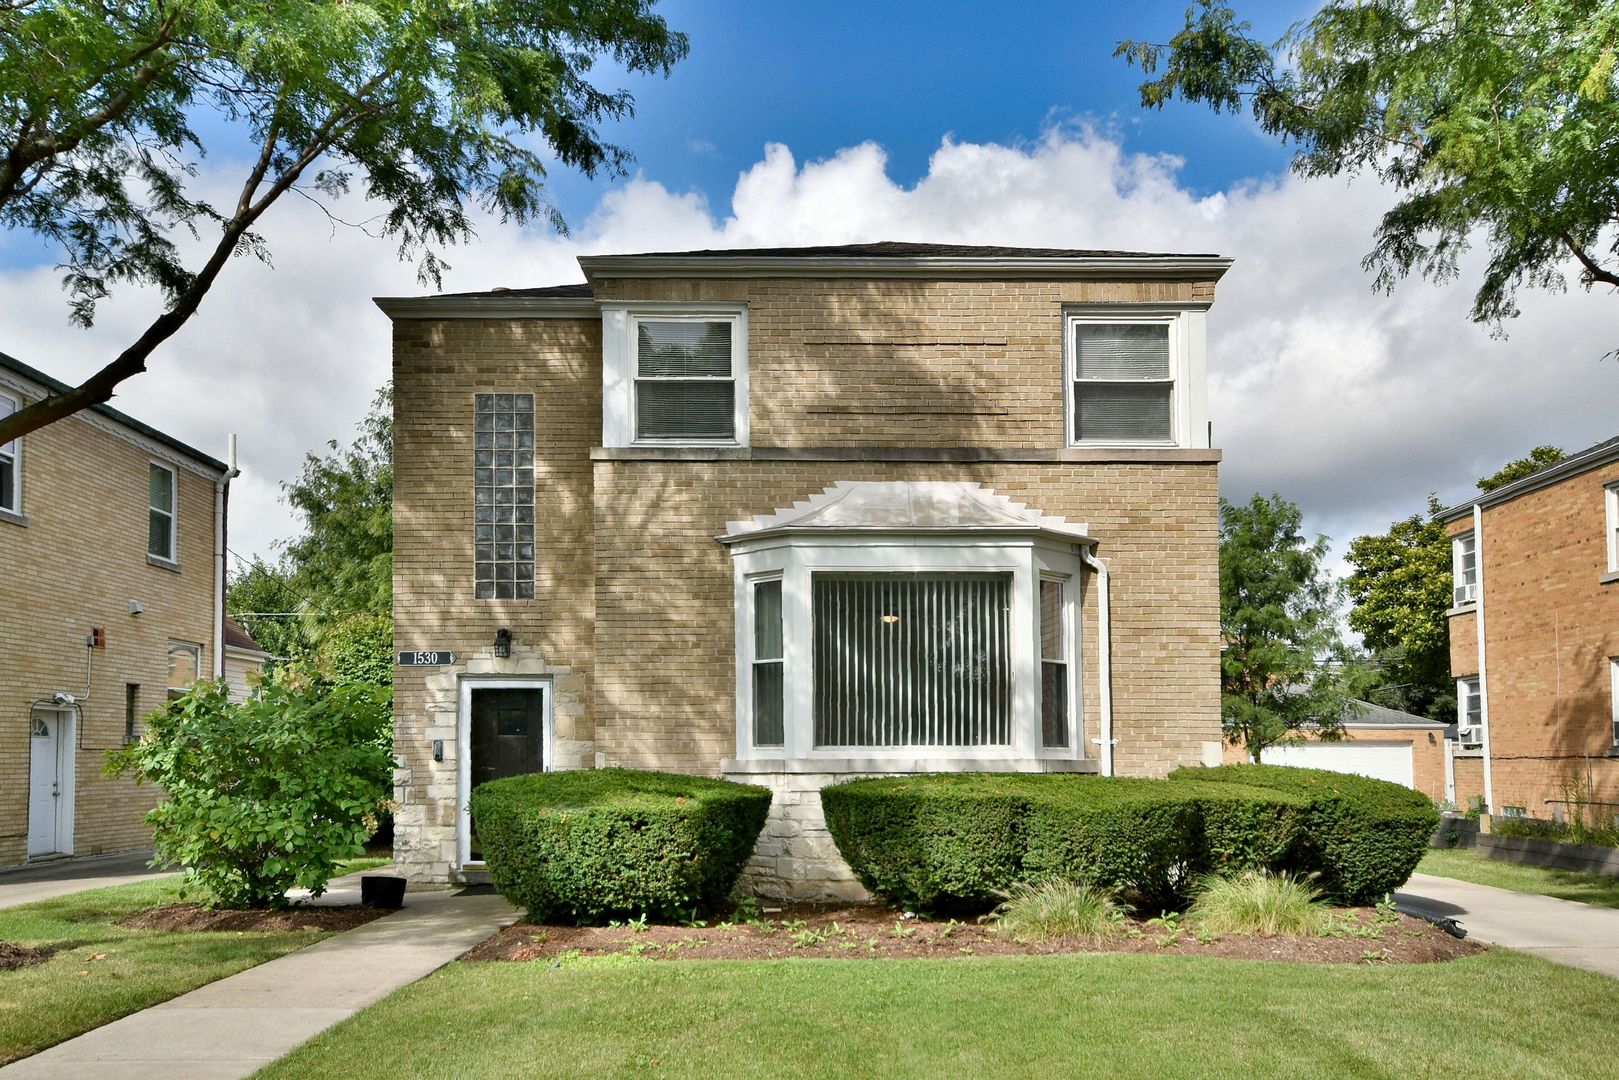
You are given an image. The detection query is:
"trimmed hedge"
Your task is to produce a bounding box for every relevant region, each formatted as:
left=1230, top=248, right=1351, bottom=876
left=1170, top=763, right=1441, bottom=904
left=822, top=773, right=1309, bottom=910
left=469, top=768, right=771, bottom=923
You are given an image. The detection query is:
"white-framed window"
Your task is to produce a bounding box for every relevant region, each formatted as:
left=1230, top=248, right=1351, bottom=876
left=0, top=390, right=19, bottom=515
left=1457, top=676, right=1483, bottom=749
left=168, top=641, right=202, bottom=701
left=148, top=461, right=177, bottom=562
left=1452, top=531, right=1477, bottom=606
left=731, top=534, right=1085, bottom=763
left=1605, top=483, right=1619, bottom=574
left=601, top=304, right=748, bottom=447
left=1610, top=658, right=1619, bottom=748
left=1063, top=308, right=1208, bottom=449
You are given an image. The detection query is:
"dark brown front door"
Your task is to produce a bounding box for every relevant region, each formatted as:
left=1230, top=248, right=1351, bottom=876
left=469, top=687, right=545, bottom=861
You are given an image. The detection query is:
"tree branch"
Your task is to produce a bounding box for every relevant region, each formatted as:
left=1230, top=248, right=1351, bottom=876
left=1562, top=233, right=1619, bottom=289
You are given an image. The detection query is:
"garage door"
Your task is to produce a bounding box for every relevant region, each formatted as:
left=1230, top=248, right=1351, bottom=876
left=1259, top=742, right=1414, bottom=789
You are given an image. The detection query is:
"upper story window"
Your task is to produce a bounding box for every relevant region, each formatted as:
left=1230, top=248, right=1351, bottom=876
left=0, top=391, right=18, bottom=516
left=1610, top=658, right=1619, bottom=748
left=1457, top=676, right=1483, bottom=749
left=168, top=641, right=201, bottom=700
left=1452, top=531, right=1477, bottom=606
left=602, top=305, right=748, bottom=448
left=1064, top=309, right=1208, bottom=449
left=1606, top=482, right=1619, bottom=574
left=474, top=393, right=536, bottom=600
left=148, top=462, right=177, bottom=563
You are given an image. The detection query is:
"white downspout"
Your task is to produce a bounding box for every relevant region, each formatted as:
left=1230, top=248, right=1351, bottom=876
left=212, top=434, right=240, bottom=679
left=1081, top=545, right=1114, bottom=777
left=1473, top=503, right=1494, bottom=813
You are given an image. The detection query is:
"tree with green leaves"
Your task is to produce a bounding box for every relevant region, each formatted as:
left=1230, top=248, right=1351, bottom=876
left=0, top=0, right=686, bottom=444
left=1117, top=1, right=1619, bottom=334
left=1220, top=493, right=1353, bottom=761
left=1477, top=444, right=1565, bottom=493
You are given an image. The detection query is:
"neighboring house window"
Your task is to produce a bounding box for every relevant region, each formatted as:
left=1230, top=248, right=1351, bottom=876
left=1040, top=578, right=1070, bottom=748
left=0, top=390, right=19, bottom=515
left=1067, top=318, right=1174, bottom=445
left=1611, top=658, right=1619, bottom=748
left=148, top=462, right=177, bottom=562
left=751, top=579, right=784, bottom=747
left=168, top=642, right=202, bottom=700
left=1606, top=483, right=1619, bottom=574
left=1457, top=676, right=1483, bottom=749
left=474, top=393, right=536, bottom=600
left=601, top=305, right=748, bottom=447
left=1452, top=531, right=1477, bottom=606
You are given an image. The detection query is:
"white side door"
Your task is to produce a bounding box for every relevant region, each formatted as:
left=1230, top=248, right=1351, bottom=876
left=27, top=711, right=60, bottom=856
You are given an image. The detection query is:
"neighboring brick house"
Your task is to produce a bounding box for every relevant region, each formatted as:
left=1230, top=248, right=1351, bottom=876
left=0, top=351, right=237, bottom=868
left=1220, top=700, right=1449, bottom=803
left=381, top=242, right=1231, bottom=897
left=1442, top=436, right=1619, bottom=820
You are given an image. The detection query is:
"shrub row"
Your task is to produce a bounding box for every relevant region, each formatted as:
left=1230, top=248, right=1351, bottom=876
left=469, top=768, right=771, bottom=923
left=823, top=764, right=1437, bottom=911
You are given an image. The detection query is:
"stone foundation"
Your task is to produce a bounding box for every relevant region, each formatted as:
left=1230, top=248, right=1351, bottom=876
left=724, top=771, right=870, bottom=903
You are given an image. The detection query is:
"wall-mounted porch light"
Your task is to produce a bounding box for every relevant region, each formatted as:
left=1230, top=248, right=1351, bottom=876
left=493, top=627, right=512, bottom=658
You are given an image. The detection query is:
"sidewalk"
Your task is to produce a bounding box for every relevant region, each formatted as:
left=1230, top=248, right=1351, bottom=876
left=0, top=852, right=173, bottom=910
left=0, top=885, right=519, bottom=1079
left=1396, top=871, right=1619, bottom=979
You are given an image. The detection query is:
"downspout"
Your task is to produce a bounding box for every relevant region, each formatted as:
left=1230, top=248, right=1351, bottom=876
left=1473, top=502, right=1494, bottom=813
left=1080, top=544, right=1114, bottom=777
left=212, top=434, right=240, bottom=680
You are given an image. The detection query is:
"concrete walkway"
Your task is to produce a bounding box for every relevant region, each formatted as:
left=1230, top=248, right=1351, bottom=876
left=0, top=885, right=520, bottom=1079
left=1396, top=871, right=1619, bottom=979
left=0, top=852, right=174, bottom=910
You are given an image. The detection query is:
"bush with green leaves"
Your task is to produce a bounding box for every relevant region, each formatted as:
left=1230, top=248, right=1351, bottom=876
left=1172, top=763, right=1440, bottom=904
left=106, top=677, right=393, bottom=909
left=469, top=769, right=771, bottom=923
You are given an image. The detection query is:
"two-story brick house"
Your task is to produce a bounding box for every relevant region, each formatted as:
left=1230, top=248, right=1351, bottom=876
left=1, top=351, right=237, bottom=868
left=1442, top=436, right=1619, bottom=819
left=381, top=242, right=1230, bottom=898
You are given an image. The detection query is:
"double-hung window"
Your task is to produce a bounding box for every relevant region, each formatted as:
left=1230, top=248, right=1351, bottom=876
left=1452, top=532, right=1477, bottom=606
left=751, top=579, right=784, bottom=747
left=148, top=462, right=177, bottom=562
left=1605, top=483, right=1619, bottom=575
left=1610, top=658, right=1619, bottom=748
left=1068, top=319, right=1175, bottom=444
left=634, top=317, right=738, bottom=442
left=0, top=391, right=18, bottom=515
left=1457, top=676, right=1483, bottom=749
left=168, top=642, right=202, bottom=700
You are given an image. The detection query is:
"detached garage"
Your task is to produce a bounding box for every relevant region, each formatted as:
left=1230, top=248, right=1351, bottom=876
left=1224, top=700, right=1449, bottom=803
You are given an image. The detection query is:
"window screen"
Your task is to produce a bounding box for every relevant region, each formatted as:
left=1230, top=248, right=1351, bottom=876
left=812, top=574, right=1012, bottom=747
left=474, top=393, right=536, bottom=600
left=634, top=320, right=735, bottom=440
left=1072, top=323, right=1173, bottom=443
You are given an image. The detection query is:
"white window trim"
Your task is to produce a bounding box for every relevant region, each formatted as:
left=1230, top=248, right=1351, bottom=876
left=1457, top=676, right=1483, bottom=750
left=601, top=302, right=749, bottom=448
left=0, top=388, right=20, bottom=518
left=1610, top=658, right=1619, bottom=749
left=1605, top=483, right=1619, bottom=574
left=456, top=676, right=554, bottom=871
left=731, top=533, right=1085, bottom=764
left=1062, top=306, right=1209, bottom=450
left=148, top=460, right=178, bottom=564
left=1452, top=531, right=1478, bottom=607
left=1039, top=572, right=1079, bottom=750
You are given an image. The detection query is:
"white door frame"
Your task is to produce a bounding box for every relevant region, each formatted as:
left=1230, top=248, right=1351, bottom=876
left=456, top=677, right=554, bottom=871
left=28, top=706, right=76, bottom=857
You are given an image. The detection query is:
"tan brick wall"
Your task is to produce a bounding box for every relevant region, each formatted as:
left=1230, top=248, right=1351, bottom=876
left=0, top=388, right=219, bottom=867
left=1447, top=461, right=1619, bottom=815
left=1219, top=726, right=1449, bottom=803
left=590, top=276, right=1215, bottom=448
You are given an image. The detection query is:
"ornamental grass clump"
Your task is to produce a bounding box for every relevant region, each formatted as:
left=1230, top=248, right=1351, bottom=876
left=988, top=880, right=1125, bottom=944
left=1187, top=870, right=1331, bottom=937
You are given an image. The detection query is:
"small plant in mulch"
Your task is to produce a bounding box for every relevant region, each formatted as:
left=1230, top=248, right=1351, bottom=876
left=986, top=881, right=1126, bottom=946
left=0, top=941, right=52, bottom=972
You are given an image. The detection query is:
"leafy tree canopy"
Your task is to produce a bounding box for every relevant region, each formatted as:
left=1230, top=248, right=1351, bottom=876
left=1220, top=493, right=1354, bottom=760
left=1477, top=444, right=1566, bottom=493
left=1117, top=1, right=1619, bottom=333
left=0, top=0, right=686, bottom=443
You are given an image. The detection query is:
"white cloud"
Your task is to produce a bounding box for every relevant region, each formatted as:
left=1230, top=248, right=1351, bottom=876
left=1, top=124, right=1614, bottom=577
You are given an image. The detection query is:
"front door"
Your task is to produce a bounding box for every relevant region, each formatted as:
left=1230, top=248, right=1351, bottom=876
left=468, top=687, right=546, bottom=861
left=27, top=710, right=70, bottom=857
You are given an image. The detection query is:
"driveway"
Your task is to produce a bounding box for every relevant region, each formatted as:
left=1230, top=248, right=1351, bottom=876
left=0, top=852, right=173, bottom=910
left=1396, top=871, right=1619, bottom=979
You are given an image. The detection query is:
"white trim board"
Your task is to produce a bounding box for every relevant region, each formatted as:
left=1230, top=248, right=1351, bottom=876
left=455, top=676, right=555, bottom=871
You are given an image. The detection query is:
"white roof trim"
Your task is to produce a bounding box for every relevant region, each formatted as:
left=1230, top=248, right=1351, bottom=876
left=373, top=296, right=598, bottom=320
left=720, top=481, right=1095, bottom=544
left=580, top=254, right=1233, bottom=281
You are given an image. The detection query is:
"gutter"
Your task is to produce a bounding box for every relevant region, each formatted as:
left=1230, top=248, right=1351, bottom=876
left=577, top=253, right=1234, bottom=281
left=1081, top=545, right=1115, bottom=776
left=1474, top=503, right=1494, bottom=812
left=213, top=434, right=241, bottom=679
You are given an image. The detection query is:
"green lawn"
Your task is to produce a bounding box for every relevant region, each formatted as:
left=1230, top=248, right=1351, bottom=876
left=0, top=877, right=342, bottom=1064
left=257, top=950, right=1619, bottom=1080
left=1418, top=848, right=1619, bottom=908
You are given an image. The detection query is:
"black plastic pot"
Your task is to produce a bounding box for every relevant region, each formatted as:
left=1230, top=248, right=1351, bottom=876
left=361, top=874, right=407, bottom=909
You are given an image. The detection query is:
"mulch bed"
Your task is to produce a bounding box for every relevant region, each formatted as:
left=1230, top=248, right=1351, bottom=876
left=120, top=903, right=393, bottom=933
left=463, top=903, right=1483, bottom=966
left=0, top=941, right=52, bottom=972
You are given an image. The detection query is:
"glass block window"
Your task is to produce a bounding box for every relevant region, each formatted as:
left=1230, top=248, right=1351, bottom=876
left=474, top=393, right=536, bottom=600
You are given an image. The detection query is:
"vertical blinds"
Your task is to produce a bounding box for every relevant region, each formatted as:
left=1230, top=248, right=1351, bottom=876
left=1073, top=323, right=1172, bottom=443
left=636, top=320, right=735, bottom=439
left=812, top=574, right=1012, bottom=748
